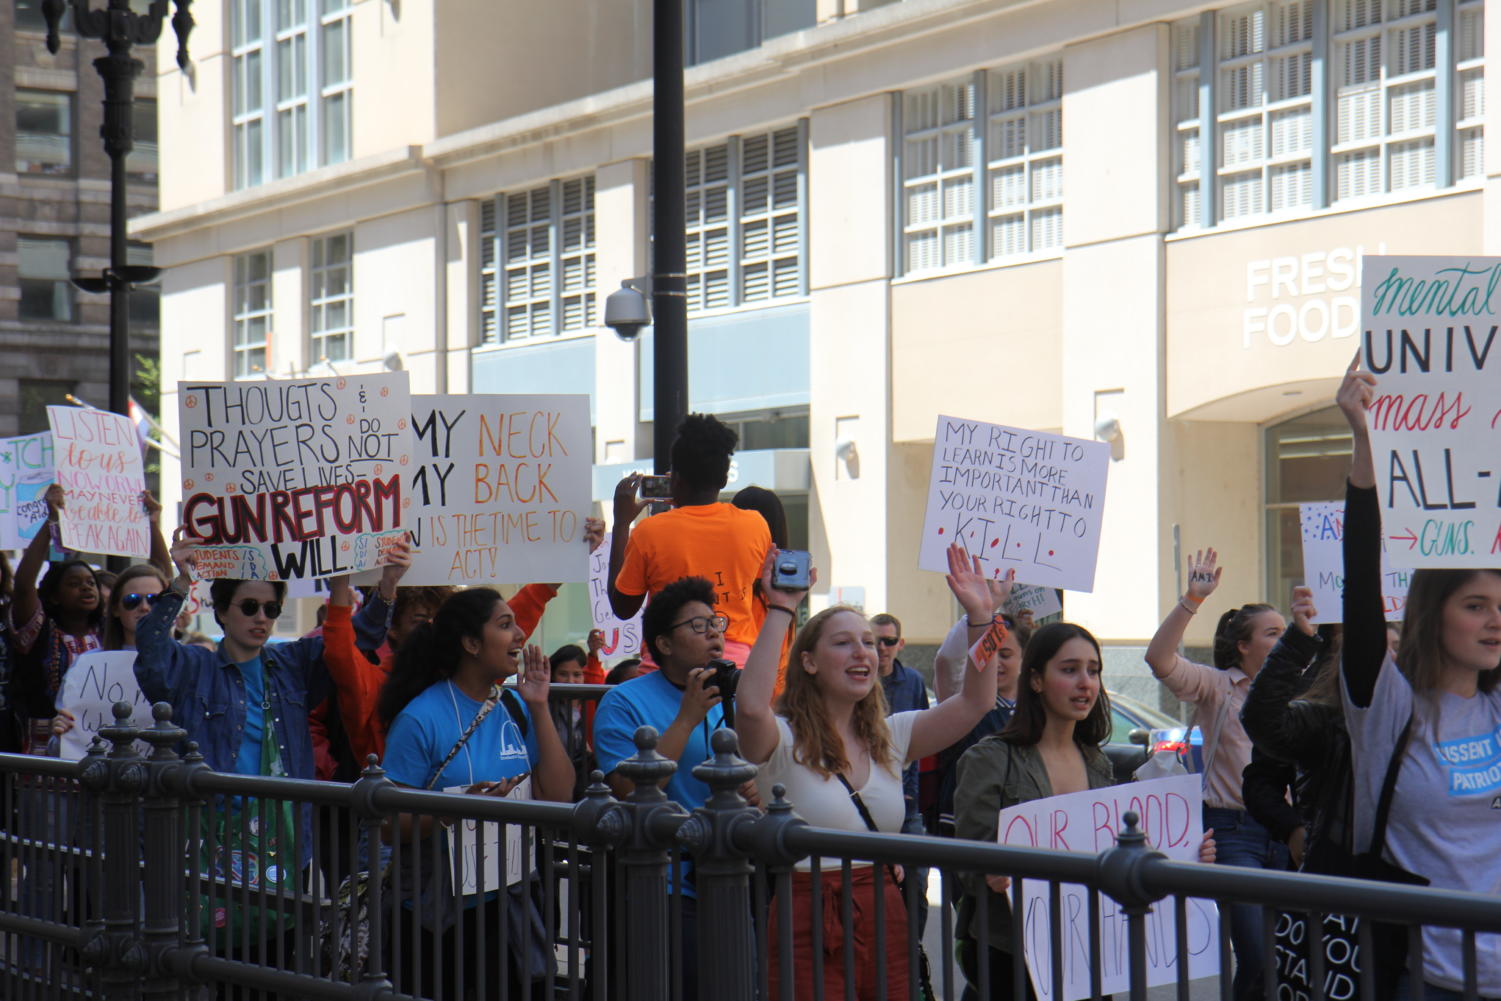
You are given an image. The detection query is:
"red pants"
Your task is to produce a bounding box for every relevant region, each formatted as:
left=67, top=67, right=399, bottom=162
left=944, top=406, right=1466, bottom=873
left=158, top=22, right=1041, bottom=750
left=768, top=865, right=912, bottom=1001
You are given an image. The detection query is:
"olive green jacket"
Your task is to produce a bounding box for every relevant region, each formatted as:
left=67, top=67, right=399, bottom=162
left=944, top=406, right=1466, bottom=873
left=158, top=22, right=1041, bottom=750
left=953, top=736, right=1115, bottom=951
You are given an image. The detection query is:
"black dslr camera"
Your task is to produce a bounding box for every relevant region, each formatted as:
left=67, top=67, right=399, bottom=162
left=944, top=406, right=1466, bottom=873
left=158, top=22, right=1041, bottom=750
left=704, top=658, right=739, bottom=727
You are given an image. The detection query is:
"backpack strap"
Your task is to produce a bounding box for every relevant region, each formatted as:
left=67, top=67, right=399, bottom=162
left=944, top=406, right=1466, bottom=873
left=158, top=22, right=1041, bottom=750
left=499, top=687, right=530, bottom=739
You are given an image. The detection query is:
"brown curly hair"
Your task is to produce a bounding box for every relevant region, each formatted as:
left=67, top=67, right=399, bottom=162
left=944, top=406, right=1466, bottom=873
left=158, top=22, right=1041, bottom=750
left=776, top=605, right=897, bottom=780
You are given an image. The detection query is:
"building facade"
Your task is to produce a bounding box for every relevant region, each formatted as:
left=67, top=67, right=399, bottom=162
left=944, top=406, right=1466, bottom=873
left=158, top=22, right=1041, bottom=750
left=135, top=0, right=1494, bottom=687
left=4, top=0, right=160, bottom=436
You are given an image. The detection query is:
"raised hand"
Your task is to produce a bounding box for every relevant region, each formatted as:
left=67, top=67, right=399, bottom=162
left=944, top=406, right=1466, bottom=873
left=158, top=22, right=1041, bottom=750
left=378, top=531, right=413, bottom=600
left=945, top=542, right=998, bottom=623
left=169, top=525, right=201, bottom=581
left=514, top=644, right=550, bottom=706
left=587, top=628, right=605, bottom=656
left=1290, top=585, right=1317, bottom=637
left=1185, top=548, right=1223, bottom=602
left=986, top=565, right=1017, bottom=613
left=613, top=473, right=650, bottom=526
left=44, top=483, right=63, bottom=519
left=141, top=490, right=162, bottom=524
left=1337, top=354, right=1377, bottom=437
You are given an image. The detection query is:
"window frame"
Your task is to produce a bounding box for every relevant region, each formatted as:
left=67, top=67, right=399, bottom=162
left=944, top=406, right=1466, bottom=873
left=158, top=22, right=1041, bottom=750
left=478, top=174, right=598, bottom=346
left=308, top=233, right=354, bottom=364
left=232, top=250, right=274, bottom=379
left=15, top=89, right=74, bottom=176
left=17, top=235, right=76, bottom=323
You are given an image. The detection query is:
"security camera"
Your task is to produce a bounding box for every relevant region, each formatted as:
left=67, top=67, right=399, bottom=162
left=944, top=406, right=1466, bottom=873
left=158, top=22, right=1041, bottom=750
left=604, top=278, right=652, bottom=341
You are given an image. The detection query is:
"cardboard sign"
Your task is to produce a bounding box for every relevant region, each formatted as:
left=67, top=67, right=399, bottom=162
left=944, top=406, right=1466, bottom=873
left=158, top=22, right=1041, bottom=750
left=590, top=532, right=644, bottom=657
left=1299, top=501, right=1411, bottom=623
left=178, top=375, right=413, bottom=580
left=1006, top=584, right=1063, bottom=622
left=56, top=651, right=154, bottom=760
left=920, top=417, right=1111, bottom=592
left=1360, top=256, right=1501, bottom=568
left=997, top=774, right=1219, bottom=1001
left=0, top=432, right=55, bottom=550
left=444, top=777, right=532, bottom=893
left=403, top=394, right=591, bottom=587
left=48, top=407, right=150, bottom=559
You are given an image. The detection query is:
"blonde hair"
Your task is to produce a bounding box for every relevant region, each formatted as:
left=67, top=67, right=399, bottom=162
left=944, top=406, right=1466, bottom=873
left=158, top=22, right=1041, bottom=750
left=776, top=605, right=897, bottom=780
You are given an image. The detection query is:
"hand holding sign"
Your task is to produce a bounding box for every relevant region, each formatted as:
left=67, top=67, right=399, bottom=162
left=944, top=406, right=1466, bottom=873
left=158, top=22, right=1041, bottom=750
left=1337, top=354, right=1378, bottom=436
left=1290, top=585, right=1317, bottom=637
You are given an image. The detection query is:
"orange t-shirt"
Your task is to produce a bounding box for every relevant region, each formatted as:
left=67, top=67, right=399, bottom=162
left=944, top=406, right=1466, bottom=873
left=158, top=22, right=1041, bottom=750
left=615, top=502, right=772, bottom=648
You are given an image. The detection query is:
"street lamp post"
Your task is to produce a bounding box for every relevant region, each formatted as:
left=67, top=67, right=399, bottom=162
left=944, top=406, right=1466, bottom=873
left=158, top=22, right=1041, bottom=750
left=42, top=0, right=194, bottom=422
left=651, top=0, right=688, bottom=476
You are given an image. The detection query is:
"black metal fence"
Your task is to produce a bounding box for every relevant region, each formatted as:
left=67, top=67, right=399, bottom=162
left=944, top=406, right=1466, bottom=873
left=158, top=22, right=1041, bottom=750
left=3, top=695, right=1501, bottom=1001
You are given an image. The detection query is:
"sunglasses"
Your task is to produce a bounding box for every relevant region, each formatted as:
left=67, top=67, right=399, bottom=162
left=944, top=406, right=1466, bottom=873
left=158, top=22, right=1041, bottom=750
left=231, top=599, right=283, bottom=620
left=120, top=592, right=159, bottom=612
left=877, top=636, right=901, bottom=647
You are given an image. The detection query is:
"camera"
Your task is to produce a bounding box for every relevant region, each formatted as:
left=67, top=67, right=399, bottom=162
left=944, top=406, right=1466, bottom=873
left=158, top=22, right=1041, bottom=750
left=704, top=658, right=740, bottom=727
left=770, top=549, right=812, bottom=591
left=639, top=474, right=673, bottom=500
left=604, top=280, right=651, bottom=341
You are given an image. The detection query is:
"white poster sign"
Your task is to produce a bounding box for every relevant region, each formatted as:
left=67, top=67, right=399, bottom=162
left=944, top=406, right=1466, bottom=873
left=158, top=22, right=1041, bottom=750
left=1299, top=501, right=1411, bottom=623
left=178, top=374, right=413, bottom=580
left=0, top=432, right=55, bottom=550
left=1360, top=256, right=1501, bottom=568
left=920, top=416, right=1111, bottom=592
left=404, top=394, right=591, bottom=587
left=56, top=651, right=154, bottom=760
left=997, top=774, right=1219, bottom=1001
left=1006, top=584, right=1063, bottom=622
left=589, top=532, right=645, bottom=658
left=443, top=777, right=532, bottom=893
left=48, top=407, right=150, bottom=558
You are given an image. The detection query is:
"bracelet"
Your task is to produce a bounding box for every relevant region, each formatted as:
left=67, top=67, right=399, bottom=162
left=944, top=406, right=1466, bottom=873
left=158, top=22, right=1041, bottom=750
left=767, top=604, right=798, bottom=616
left=967, top=614, right=996, bottom=628
left=1178, top=599, right=1198, bottom=615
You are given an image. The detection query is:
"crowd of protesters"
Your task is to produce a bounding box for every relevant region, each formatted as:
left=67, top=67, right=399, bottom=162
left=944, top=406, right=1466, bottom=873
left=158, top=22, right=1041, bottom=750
left=1, top=369, right=1498, bottom=1001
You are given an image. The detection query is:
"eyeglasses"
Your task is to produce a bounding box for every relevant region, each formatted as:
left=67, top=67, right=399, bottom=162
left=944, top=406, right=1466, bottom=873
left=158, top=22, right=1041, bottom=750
left=231, top=599, right=283, bottom=620
left=120, top=592, right=159, bottom=612
left=877, top=636, right=901, bottom=647
left=670, top=613, right=729, bottom=635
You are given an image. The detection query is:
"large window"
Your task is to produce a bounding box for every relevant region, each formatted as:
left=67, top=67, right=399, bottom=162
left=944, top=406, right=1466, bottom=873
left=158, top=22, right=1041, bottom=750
left=1174, top=0, right=1484, bottom=230
left=231, top=0, right=353, bottom=190
left=308, top=234, right=352, bottom=363
left=19, top=380, right=75, bottom=435
left=683, top=125, right=806, bottom=312
left=128, top=98, right=159, bottom=183
left=900, top=60, right=1064, bottom=275
left=127, top=243, right=159, bottom=326
left=479, top=175, right=596, bottom=343
left=18, top=237, right=74, bottom=322
left=16, top=90, right=72, bottom=175
left=233, top=252, right=272, bottom=378
left=686, top=0, right=816, bottom=65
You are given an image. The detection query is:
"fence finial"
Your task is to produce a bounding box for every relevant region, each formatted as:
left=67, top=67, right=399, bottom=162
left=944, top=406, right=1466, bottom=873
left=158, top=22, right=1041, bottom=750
left=614, top=725, right=677, bottom=800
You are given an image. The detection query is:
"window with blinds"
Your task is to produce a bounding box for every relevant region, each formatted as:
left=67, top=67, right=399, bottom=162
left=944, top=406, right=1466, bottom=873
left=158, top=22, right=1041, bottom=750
left=309, top=233, right=353, bottom=364
left=479, top=176, right=597, bottom=344
left=1173, top=20, right=1204, bottom=229
left=901, top=59, right=1064, bottom=275
left=1456, top=0, right=1485, bottom=180
left=233, top=251, right=273, bottom=379
left=673, top=124, right=806, bottom=314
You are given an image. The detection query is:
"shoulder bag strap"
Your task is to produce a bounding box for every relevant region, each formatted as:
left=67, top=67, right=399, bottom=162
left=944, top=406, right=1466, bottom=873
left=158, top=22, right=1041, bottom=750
left=1198, top=689, right=1234, bottom=791
left=833, top=771, right=907, bottom=892
left=1367, top=711, right=1415, bottom=856
left=427, top=684, right=501, bottom=791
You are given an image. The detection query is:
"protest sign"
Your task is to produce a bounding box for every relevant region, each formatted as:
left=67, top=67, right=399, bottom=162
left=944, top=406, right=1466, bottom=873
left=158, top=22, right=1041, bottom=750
left=1360, top=256, right=1501, bottom=567
left=178, top=374, right=413, bottom=580
left=0, top=432, right=55, bottom=550
left=403, top=394, right=591, bottom=586
left=997, top=774, right=1219, bottom=1001
left=444, top=777, right=531, bottom=893
left=920, top=417, right=1110, bottom=591
left=56, top=651, right=154, bottom=760
left=1299, top=501, right=1410, bottom=622
left=1006, top=584, right=1063, bottom=622
left=48, top=407, right=150, bottom=559
left=590, top=532, right=645, bottom=657
left=968, top=618, right=1010, bottom=671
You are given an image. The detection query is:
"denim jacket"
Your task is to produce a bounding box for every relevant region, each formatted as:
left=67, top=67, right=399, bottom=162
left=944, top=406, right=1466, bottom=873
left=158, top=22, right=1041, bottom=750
left=133, top=588, right=393, bottom=781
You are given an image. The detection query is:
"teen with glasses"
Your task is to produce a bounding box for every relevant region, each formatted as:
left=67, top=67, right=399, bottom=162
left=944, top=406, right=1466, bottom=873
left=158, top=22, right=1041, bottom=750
left=593, top=575, right=757, bottom=999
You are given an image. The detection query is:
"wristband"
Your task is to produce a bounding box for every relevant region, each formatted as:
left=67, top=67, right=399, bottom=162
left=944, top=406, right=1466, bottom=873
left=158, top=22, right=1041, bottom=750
left=767, top=604, right=798, bottom=617
left=1178, top=598, right=1198, bottom=615
left=967, top=613, right=997, bottom=628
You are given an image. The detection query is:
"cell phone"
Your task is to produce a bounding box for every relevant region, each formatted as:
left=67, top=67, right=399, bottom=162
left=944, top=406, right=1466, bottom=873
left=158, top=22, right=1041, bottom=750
left=770, top=549, right=812, bottom=591
left=639, top=475, right=673, bottom=500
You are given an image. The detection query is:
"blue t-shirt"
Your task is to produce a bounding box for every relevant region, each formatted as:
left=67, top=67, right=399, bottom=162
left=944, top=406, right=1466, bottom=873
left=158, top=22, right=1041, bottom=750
left=594, top=670, right=726, bottom=814
left=384, top=681, right=539, bottom=790
left=234, top=655, right=266, bottom=776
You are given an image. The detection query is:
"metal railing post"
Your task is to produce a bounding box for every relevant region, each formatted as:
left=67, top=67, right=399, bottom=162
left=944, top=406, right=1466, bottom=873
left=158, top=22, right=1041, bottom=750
left=612, top=725, right=689, bottom=999
left=1096, top=811, right=1169, bottom=1001
left=137, top=703, right=187, bottom=1001
left=79, top=701, right=148, bottom=1001
left=677, top=728, right=760, bottom=1001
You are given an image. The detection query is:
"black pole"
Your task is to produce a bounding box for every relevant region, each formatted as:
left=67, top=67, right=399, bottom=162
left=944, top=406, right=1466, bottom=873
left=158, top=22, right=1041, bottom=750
left=651, top=0, right=688, bottom=476
left=97, top=17, right=141, bottom=423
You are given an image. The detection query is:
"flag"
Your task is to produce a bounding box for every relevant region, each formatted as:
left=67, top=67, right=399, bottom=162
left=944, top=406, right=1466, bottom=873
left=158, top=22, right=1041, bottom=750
left=127, top=397, right=153, bottom=459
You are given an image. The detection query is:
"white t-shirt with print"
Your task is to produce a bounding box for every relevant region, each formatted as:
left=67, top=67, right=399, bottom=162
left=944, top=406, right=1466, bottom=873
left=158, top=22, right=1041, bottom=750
left=756, top=712, right=919, bottom=870
left=1343, top=656, right=1501, bottom=994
